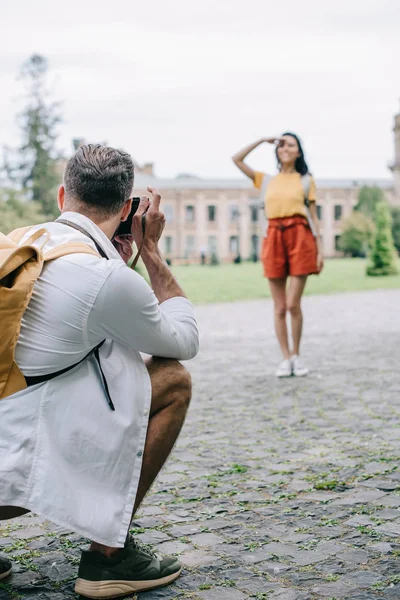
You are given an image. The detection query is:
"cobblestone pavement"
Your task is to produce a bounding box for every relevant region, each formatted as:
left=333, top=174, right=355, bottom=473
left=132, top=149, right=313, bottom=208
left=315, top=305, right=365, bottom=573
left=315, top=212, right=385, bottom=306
left=1, top=290, right=400, bottom=600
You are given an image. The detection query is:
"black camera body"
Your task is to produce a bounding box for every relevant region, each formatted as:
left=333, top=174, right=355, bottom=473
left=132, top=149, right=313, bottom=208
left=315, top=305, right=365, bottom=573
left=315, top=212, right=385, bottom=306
left=115, top=197, right=141, bottom=236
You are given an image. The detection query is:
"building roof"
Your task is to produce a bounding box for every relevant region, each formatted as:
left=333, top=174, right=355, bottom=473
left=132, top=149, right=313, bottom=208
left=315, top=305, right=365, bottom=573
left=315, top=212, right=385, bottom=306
left=133, top=172, right=393, bottom=191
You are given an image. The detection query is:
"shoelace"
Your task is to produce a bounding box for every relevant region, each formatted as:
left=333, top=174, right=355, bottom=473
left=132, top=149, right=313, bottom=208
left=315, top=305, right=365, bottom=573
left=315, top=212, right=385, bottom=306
left=127, top=536, right=158, bottom=559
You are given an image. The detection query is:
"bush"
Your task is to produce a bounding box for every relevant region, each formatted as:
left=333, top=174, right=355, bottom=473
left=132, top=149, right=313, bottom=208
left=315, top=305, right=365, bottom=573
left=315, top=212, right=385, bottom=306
left=366, top=201, right=398, bottom=276
left=391, top=206, right=400, bottom=255
left=339, top=212, right=375, bottom=257
left=0, top=190, right=49, bottom=233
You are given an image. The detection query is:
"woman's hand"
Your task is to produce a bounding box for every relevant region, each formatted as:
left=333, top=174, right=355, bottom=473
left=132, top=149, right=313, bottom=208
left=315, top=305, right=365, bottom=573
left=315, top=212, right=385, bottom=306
left=263, top=137, right=283, bottom=145
left=316, top=252, right=324, bottom=274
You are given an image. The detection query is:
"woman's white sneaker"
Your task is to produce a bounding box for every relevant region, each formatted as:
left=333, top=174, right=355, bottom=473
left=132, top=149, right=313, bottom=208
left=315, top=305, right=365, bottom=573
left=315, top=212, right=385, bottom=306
left=276, top=359, right=292, bottom=378
left=292, top=355, right=309, bottom=377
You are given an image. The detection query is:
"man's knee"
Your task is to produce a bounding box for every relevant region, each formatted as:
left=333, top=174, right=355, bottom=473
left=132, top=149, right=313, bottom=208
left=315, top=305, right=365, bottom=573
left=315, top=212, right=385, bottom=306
left=148, top=357, right=192, bottom=412
left=168, top=360, right=192, bottom=410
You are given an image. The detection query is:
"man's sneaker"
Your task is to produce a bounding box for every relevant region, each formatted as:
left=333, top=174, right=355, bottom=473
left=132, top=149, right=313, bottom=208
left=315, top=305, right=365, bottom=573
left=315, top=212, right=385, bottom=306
left=0, top=555, right=12, bottom=581
left=74, top=535, right=181, bottom=598
left=276, top=358, right=292, bottom=378
left=292, top=355, right=309, bottom=377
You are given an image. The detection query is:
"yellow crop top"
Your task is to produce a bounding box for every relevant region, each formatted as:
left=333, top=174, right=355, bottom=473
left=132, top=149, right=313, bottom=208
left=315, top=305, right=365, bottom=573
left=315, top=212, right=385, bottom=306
left=254, top=171, right=317, bottom=219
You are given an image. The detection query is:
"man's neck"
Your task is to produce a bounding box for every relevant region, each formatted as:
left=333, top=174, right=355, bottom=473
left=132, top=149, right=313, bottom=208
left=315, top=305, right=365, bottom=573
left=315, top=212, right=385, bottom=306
left=61, top=208, right=118, bottom=240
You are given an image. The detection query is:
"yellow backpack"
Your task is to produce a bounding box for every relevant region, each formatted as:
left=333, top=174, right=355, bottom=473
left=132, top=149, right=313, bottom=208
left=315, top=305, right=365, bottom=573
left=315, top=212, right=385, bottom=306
left=0, top=226, right=99, bottom=400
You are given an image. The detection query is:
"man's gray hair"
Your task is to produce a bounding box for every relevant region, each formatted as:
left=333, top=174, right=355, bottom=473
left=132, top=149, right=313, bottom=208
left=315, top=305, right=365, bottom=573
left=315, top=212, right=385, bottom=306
left=64, top=144, right=134, bottom=216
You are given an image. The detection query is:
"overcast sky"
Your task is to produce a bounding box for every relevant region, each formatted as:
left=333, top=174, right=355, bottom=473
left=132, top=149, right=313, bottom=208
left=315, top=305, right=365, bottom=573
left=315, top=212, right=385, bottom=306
left=1, top=0, right=399, bottom=181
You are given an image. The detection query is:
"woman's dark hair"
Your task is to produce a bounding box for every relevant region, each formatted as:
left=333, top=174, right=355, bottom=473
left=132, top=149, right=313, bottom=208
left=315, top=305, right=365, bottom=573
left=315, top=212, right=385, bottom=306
left=275, top=132, right=309, bottom=175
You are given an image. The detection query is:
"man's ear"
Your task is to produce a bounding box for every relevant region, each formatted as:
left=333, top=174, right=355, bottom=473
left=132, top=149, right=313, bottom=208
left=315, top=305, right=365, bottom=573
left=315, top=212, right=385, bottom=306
left=121, top=199, right=132, bottom=221
left=57, top=185, right=65, bottom=211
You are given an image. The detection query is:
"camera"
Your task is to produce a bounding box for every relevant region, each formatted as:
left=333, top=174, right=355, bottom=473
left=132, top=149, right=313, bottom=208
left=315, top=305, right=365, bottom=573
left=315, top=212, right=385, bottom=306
left=114, top=197, right=141, bottom=236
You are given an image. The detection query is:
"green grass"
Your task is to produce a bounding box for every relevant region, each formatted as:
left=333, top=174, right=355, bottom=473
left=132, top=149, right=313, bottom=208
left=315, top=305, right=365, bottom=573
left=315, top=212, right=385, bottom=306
left=171, top=258, right=400, bottom=304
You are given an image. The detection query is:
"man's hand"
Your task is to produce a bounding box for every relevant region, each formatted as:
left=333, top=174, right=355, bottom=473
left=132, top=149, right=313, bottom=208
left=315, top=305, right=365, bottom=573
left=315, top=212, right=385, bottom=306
left=112, top=235, right=134, bottom=264
left=131, top=188, right=166, bottom=253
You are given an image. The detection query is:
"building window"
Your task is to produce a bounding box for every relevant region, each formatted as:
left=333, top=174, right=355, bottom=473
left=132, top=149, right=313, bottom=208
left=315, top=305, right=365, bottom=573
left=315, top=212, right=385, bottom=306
left=164, top=204, right=174, bottom=222
left=185, top=205, right=195, bottom=222
left=208, top=235, right=217, bottom=254
left=250, top=206, right=259, bottom=222
left=335, top=235, right=341, bottom=251
left=251, top=234, right=259, bottom=260
left=229, top=204, right=240, bottom=222
left=208, top=205, right=217, bottom=222
left=165, top=236, right=173, bottom=254
left=229, top=235, right=239, bottom=254
left=185, top=235, right=196, bottom=256
left=317, top=205, right=322, bottom=220
left=334, top=205, right=342, bottom=221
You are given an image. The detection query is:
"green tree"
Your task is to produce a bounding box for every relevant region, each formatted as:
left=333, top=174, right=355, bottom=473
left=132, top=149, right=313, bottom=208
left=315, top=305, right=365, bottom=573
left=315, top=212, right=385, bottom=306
left=355, top=186, right=385, bottom=219
left=0, top=188, right=47, bottom=234
left=366, top=201, right=398, bottom=276
left=3, top=54, right=62, bottom=217
left=390, top=206, right=400, bottom=254
left=339, top=212, right=375, bottom=257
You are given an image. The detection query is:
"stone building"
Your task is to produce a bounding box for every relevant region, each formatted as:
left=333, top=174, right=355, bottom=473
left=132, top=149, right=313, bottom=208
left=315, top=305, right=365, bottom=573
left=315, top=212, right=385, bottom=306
left=133, top=170, right=394, bottom=263
left=75, top=106, right=400, bottom=263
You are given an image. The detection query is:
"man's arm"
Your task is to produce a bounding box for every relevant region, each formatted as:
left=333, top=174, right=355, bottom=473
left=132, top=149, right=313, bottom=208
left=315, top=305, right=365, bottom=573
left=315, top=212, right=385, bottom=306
left=87, top=265, right=199, bottom=360
left=88, top=187, right=199, bottom=360
left=141, top=246, right=186, bottom=303
left=131, top=188, right=187, bottom=303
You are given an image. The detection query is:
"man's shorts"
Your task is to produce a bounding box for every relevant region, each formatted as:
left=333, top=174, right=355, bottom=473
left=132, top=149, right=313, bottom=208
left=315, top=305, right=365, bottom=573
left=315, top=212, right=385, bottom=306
left=261, top=215, right=317, bottom=280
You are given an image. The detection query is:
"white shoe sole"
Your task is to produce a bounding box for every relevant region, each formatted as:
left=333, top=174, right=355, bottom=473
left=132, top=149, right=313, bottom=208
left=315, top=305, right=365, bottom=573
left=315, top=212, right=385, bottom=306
left=276, top=372, right=292, bottom=378
left=75, top=568, right=181, bottom=598
left=0, top=567, right=12, bottom=581
left=293, top=370, right=308, bottom=377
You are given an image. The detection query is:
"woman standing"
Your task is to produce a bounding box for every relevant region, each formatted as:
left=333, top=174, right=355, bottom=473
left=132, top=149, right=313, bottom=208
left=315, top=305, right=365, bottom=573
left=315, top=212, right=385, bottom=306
left=232, top=134, right=323, bottom=377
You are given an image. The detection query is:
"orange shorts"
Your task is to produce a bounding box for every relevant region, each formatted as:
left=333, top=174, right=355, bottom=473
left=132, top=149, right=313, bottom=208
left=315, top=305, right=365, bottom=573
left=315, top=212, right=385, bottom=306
left=261, top=216, right=317, bottom=279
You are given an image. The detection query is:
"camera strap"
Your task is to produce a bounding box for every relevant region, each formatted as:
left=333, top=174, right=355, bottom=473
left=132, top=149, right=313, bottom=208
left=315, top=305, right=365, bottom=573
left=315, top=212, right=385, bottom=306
left=131, top=213, right=147, bottom=269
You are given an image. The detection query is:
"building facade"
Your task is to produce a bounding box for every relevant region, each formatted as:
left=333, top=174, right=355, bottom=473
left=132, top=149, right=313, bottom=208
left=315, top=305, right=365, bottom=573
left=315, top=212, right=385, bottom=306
left=74, top=106, right=400, bottom=263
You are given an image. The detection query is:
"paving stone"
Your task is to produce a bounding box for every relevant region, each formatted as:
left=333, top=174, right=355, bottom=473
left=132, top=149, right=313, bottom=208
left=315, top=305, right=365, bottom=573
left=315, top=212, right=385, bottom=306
left=187, top=533, right=223, bottom=547
left=339, top=549, right=370, bottom=565
left=9, top=527, right=44, bottom=540
left=375, top=522, right=400, bottom=536
left=373, top=495, right=400, bottom=508
left=344, top=515, right=375, bottom=527
left=312, top=580, right=358, bottom=597
left=268, top=590, right=303, bottom=600
left=33, top=552, right=76, bottom=581
left=331, top=490, right=387, bottom=505
left=341, top=570, right=384, bottom=587
left=156, top=541, right=192, bottom=555
left=198, top=589, right=247, bottom=600
left=368, top=542, right=393, bottom=554
left=168, top=524, right=203, bottom=537
left=386, top=585, right=400, bottom=598
left=374, top=509, right=400, bottom=520
left=179, top=550, right=220, bottom=567
left=136, top=530, right=172, bottom=544
left=2, top=292, right=400, bottom=598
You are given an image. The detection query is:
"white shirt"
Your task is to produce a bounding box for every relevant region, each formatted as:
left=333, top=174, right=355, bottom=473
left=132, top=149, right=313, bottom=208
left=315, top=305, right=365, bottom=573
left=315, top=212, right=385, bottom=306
left=0, top=212, right=199, bottom=546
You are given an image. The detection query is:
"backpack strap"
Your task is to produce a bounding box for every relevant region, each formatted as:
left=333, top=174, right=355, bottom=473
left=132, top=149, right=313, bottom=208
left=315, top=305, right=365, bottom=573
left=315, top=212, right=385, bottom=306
left=44, top=242, right=99, bottom=262
left=301, top=173, right=317, bottom=238
left=19, top=225, right=115, bottom=411
left=7, top=226, right=35, bottom=244
left=259, top=173, right=269, bottom=238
